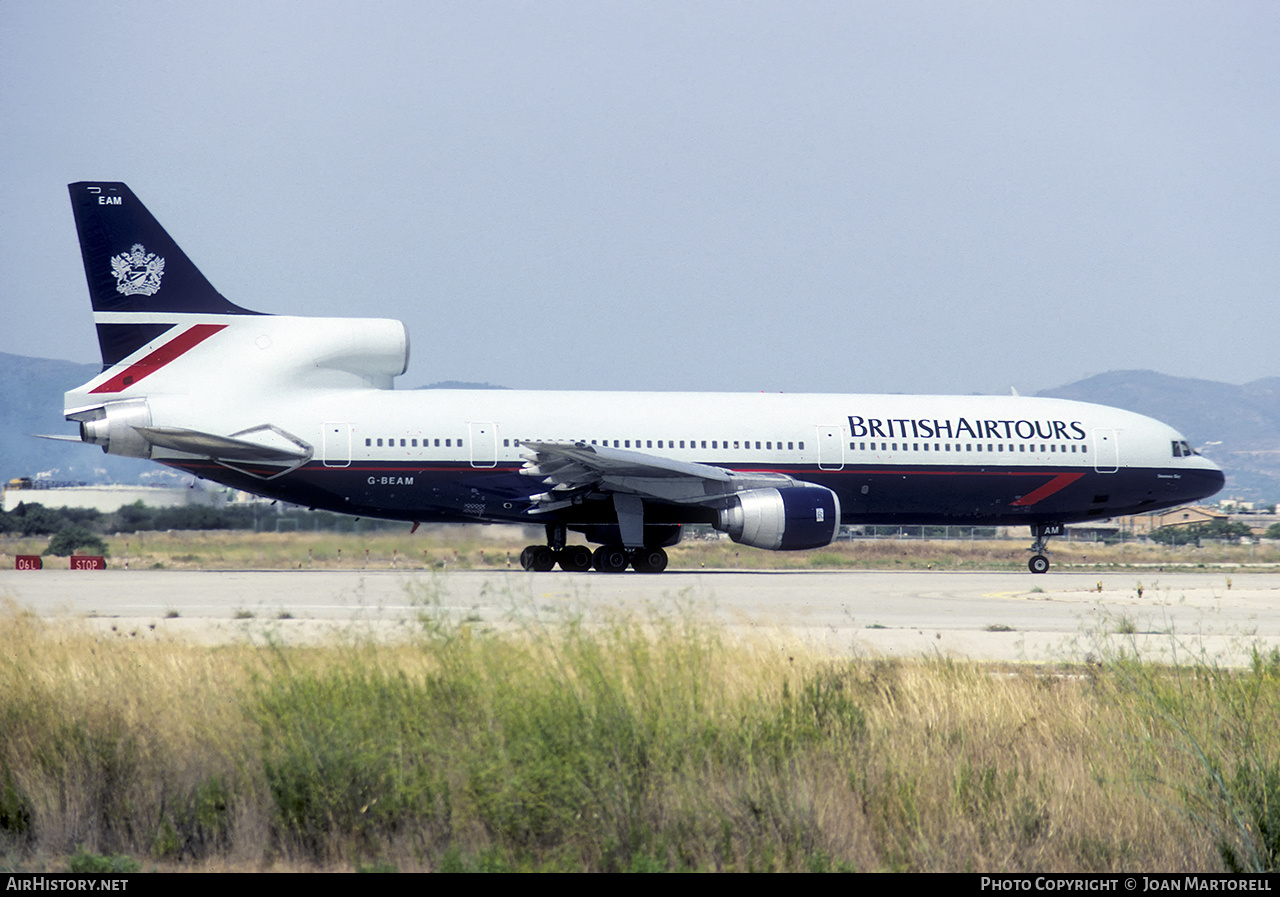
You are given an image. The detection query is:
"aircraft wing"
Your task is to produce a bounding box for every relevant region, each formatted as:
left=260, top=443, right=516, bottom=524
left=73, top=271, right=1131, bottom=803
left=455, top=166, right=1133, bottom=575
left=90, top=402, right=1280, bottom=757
left=518, top=441, right=802, bottom=513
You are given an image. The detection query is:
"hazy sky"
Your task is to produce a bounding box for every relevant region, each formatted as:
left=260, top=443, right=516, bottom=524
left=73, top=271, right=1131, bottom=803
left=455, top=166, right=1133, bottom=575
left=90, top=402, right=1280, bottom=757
left=2, top=1, right=1277, bottom=396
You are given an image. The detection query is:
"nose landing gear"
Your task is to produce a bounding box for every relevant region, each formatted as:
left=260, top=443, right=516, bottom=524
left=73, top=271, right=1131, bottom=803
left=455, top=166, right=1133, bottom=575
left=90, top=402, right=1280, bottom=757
left=1027, top=523, right=1063, bottom=574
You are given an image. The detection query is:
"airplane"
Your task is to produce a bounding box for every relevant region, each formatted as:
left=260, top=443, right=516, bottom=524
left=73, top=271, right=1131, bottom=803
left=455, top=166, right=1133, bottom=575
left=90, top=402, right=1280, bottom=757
left=61, top=182, right=1225, bottom=574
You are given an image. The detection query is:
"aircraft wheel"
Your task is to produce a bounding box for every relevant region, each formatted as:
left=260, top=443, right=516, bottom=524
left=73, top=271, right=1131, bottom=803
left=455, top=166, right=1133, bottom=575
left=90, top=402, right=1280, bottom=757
left=630, top=547, right=668, bottom=573
left=592, top=545, right=630, bottom=573
left=557, top=545, right=593, bottom=572
left=1028, top=555, right=1050, bottom=574
left=520, top=545, right=556, bottom=572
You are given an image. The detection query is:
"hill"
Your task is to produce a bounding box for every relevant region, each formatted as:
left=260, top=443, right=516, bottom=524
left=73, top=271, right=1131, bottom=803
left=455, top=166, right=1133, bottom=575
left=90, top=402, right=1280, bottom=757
left=0, top=353, right=157, bottom=486
left=1038, top=370, right=1278, bottom=501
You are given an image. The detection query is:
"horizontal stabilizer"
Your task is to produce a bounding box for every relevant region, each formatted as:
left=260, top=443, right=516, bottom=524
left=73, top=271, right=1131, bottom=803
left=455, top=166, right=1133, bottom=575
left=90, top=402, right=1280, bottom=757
left=133, top=426, right=310, bottom=462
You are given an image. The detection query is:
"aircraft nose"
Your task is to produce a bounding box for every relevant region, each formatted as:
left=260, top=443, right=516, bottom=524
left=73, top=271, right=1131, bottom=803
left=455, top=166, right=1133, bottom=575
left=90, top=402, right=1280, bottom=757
left=1190, top=462, right=1226, bottom=503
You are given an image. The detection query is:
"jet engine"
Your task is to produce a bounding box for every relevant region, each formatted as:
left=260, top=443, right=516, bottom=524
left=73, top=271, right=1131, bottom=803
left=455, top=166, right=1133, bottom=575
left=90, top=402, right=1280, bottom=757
left=74, top=398, right=153, bottom=459
left=716, top=485, right=841, bottom=550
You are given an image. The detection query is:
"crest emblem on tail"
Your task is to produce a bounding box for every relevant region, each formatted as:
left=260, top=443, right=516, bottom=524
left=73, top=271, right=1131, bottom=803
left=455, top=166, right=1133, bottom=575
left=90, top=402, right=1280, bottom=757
left=110, top=243, right=166, bottom=296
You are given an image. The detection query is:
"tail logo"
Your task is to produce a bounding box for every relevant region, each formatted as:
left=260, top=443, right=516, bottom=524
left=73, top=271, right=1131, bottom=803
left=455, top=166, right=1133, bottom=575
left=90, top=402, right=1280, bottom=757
left=110, top=243, right=166, bottom=297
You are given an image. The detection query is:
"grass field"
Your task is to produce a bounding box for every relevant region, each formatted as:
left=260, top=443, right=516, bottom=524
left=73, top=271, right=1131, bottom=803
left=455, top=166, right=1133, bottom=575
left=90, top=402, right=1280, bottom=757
left=4, top=526, right=1280, bottom=572
left=5, top=528, right=1280, bottom=871
left=2, top=594, right=1278, bottom=872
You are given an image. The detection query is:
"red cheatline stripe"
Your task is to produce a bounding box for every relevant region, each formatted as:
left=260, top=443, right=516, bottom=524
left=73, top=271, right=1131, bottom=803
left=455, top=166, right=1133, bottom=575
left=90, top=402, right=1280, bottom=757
left=89, top=324, right=227, bottom=394
left=1009, top=472, right=1086, bottom=506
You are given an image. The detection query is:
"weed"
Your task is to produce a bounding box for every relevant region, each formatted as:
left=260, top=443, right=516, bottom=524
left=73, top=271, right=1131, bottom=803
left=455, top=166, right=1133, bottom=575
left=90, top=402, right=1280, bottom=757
left=67, top=847, right=140, bottom=873
left=0, top=603, right=1250, bottom=871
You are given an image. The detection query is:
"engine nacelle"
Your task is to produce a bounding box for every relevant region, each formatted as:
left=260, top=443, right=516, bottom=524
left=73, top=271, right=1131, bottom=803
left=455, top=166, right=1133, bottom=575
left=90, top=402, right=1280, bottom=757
left=74, top=399, right=153, bottom=459
left=249, top=316, right=410, bottom=389
left=716, top=485, right=841, bottom=551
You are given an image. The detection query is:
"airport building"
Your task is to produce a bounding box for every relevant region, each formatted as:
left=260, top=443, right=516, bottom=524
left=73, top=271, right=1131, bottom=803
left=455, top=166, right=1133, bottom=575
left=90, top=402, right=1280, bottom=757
left=2, top=478, right=226, bottom=513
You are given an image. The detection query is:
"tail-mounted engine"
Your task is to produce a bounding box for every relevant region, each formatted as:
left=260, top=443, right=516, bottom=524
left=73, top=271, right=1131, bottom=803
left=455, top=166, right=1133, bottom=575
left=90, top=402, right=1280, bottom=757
left=716, top=485, right=841, bottom=550
left=71, top=399, right=153, bottom=458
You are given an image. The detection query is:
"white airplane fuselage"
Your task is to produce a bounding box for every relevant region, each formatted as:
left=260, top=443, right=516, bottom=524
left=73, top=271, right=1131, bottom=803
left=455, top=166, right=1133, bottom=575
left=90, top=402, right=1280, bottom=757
left=62, top=183, right=1225, bottom=572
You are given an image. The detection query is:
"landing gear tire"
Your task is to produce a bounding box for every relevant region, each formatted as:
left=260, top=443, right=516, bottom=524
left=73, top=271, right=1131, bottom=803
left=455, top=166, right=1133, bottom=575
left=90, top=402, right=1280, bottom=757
left=592, top=545, right=630, bottom=573
left=629, top=547, right=668, bottom=573
left=1028, top=555, right=1050, bottom=575
left=520, top=545, right=556, bottom=572
left=557, top=545, right=593, bottom=572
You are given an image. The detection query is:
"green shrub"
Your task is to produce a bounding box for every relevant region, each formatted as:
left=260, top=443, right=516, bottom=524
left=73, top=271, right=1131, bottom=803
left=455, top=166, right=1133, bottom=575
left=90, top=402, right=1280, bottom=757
left=44, top=525, right=107, bottom=557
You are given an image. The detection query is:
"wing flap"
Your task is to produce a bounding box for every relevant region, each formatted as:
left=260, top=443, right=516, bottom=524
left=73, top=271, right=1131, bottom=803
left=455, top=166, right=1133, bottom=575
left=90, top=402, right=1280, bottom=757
left=519, top=441, right=807, bottom=514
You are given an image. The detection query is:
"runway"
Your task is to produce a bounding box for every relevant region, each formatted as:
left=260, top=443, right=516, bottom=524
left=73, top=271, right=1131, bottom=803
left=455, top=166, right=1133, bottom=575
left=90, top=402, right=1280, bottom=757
left=4, top=567, right=1280, bottom=664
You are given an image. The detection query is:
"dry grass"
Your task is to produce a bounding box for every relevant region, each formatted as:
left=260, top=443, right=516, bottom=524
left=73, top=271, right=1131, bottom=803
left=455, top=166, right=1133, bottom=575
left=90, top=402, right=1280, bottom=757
left=1, top=597, right=1267, bottom=872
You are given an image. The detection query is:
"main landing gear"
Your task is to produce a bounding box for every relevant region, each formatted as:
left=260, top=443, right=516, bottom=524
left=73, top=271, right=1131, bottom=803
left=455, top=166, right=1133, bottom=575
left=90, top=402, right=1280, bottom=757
left=519, top=543, right=668, bottom=573
left=519, top=524, right=669, bottom=573
left=519, top=544, right=592, bottom=572
left=1027, top=523, right=1063, bottom=574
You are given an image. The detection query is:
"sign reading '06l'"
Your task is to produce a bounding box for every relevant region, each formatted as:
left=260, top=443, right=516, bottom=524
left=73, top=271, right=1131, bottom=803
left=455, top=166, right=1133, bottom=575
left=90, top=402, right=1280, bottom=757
left=15, top=555, right=42, bottom=570
left=70, top=556, right=106, bottom=570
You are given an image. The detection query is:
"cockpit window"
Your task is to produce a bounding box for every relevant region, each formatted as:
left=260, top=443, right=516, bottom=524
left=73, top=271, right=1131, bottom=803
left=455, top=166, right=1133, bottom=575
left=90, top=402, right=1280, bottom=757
left=1172, top=441, right=1182, bottom=458
left=1173, top=440, right=1197, bottom=458
left=1182, top=440, right=1195, bottom=456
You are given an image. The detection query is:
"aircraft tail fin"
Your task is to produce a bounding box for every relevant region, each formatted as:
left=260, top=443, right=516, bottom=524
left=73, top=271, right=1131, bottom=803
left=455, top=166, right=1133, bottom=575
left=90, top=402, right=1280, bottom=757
left=68, top=182, right=263, bottom=367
